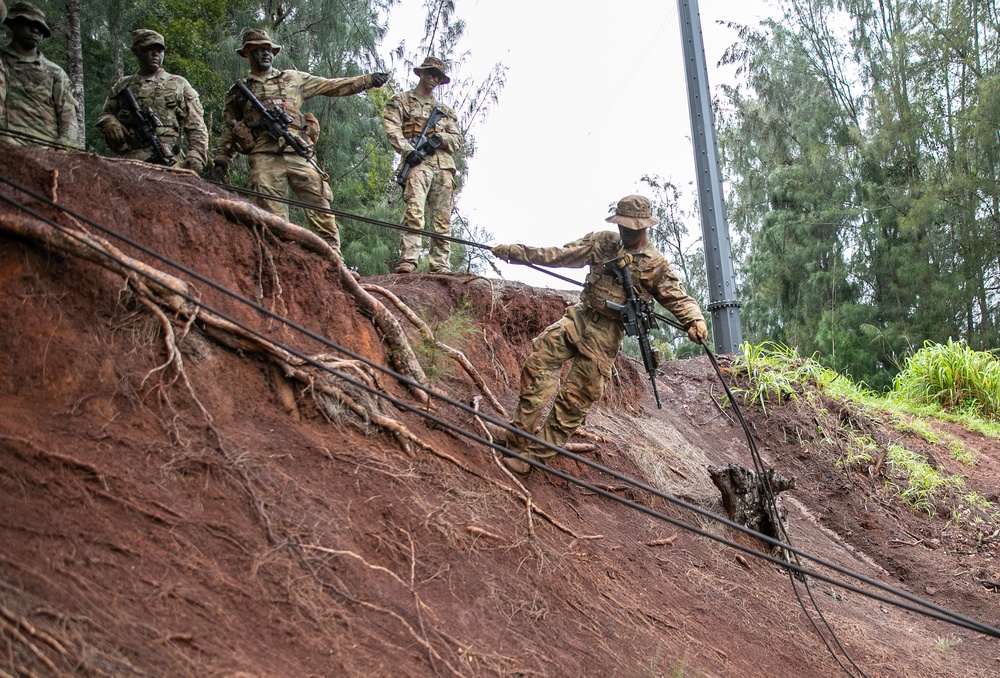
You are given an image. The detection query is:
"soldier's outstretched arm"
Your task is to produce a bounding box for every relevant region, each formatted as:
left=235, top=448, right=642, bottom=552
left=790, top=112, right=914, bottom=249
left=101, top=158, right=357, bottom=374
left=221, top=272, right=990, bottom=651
left=492, top=234, right=596, bottom=268
left=301, top=71, right=379, bottom=100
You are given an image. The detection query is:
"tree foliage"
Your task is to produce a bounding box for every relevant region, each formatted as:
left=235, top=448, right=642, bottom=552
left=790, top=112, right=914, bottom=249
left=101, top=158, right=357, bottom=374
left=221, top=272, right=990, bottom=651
left=718, top=0, right=1000, bottom=389
left=17, top=0, right=503, bottom=276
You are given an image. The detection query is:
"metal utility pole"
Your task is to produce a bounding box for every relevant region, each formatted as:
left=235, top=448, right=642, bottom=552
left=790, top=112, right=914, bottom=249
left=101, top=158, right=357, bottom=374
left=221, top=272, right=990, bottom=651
left=677, top=0, right=742, bottom=354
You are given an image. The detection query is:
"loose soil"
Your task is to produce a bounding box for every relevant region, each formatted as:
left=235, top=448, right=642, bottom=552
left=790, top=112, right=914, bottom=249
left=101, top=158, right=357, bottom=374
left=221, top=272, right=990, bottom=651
left=1, top=145, right=998, bottom=677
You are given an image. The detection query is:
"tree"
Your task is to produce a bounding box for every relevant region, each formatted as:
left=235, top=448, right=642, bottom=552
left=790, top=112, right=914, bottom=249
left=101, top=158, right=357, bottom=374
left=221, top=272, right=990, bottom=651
left=718, top=0, right=1000, bottom=389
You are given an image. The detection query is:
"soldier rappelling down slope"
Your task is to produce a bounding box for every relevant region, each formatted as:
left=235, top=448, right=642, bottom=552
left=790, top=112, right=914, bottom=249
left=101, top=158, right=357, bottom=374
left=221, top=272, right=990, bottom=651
left=489, top=195, right=709, bottom=474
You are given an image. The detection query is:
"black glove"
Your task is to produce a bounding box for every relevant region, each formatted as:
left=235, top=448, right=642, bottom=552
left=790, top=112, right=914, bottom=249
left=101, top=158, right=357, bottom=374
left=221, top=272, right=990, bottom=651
left=405, top=147, right=427, bottom=166
left=370, top=72, right=390, bottom=87
left=425, top=133, right=442, bottom=153
left=210, top=158, right=230, bottom=183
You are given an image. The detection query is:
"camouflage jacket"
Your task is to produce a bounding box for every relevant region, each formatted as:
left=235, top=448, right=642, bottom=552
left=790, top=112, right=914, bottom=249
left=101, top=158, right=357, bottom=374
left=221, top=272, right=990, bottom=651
left=383, top=90, right=462, bottom=172
left=215, top=69, right=374, bottom=162
left=501, top=230, right=706, bottom=329
left=0, top=46, right=80, bottom=148
left=96, top=70, right=208, bottom=169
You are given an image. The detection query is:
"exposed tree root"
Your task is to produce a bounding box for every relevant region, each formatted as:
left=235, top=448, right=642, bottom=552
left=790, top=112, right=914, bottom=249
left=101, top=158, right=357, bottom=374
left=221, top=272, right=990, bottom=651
left=0, top=212, right=433, bottom=457
left=203, top=197, right=430, bottom=404
left=363, top=282, right=510, bottom=419
left=470, top=398, right=602, bottom=541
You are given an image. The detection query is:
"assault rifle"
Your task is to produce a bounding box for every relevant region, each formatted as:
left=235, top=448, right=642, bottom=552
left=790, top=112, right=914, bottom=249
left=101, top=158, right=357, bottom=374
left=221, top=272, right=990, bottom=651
left=233, top=80, right=330, bottom=181
left=395, top=105, right=445, bottom=186
left=604, top=256, right=662, bottom=409
left=117, top=79, right=175, bottom=166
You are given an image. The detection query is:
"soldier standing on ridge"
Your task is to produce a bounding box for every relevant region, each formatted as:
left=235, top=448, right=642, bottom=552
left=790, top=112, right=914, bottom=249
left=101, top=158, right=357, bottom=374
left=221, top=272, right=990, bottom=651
left=210, top=28, right=388, bottom=255
left=383, top=56, right=463, bottom=274
left=96, top=29, right=208, bottom=173
left=489, top=195, right=710, bottom=474
left=0, top=1, right=80, bottom=148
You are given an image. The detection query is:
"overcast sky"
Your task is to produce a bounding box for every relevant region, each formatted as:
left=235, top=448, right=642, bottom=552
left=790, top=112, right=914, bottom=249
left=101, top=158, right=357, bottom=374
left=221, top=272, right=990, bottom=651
left=384, top=1, right=774, bottom=287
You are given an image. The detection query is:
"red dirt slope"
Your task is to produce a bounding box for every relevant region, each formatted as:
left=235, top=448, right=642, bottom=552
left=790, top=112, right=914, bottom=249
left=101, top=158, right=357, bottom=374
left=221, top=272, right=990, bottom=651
left=1, top=144, right=998, bottom=677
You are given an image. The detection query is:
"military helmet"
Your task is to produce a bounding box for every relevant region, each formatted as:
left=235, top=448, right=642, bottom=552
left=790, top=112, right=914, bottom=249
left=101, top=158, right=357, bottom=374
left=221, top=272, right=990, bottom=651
left=413, top=56, right=450, bottom=84
left=4, top=1, right=51, bottom=38
left=132, top=29, right=165, bottom=49
left=237, top=28, right=281, bottom=57
left=605, top=194, right=659, bottom=231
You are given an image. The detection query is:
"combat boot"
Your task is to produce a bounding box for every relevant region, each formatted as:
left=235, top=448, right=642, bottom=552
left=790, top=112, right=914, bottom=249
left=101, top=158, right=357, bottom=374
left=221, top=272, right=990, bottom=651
left=503, top=454, right=533, bottom=475
left=394, top=261, right=416, bottom=274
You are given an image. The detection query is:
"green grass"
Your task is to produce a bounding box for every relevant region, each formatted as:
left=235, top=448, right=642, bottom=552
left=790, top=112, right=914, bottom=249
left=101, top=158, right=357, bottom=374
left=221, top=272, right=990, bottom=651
left=884, top=444, right=965, bottom=516
left=731, top=340, right=999, bottom=526
left=891, top=338, right=1000, bottom=419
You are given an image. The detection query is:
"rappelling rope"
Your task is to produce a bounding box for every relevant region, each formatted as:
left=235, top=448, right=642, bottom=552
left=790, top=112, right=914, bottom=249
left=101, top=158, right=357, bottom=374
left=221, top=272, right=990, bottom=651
left=1, top=175, right=997, bottom=652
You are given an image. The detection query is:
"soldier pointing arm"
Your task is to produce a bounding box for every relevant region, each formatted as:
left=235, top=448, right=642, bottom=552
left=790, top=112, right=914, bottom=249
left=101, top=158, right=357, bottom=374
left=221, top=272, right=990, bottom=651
left=210, top=28, right=388, bottom=255
left=489, top=195, right=708, bottom=474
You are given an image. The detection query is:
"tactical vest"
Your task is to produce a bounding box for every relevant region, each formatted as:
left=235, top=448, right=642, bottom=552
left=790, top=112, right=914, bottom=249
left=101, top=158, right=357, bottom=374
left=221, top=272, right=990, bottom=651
left=116, top=75, right=183, bottom=150
left=582, top=253, right=655, bottom=320
left=241, top=73, right=312, bottom=149
left=401, top=93, right=438, bottom=140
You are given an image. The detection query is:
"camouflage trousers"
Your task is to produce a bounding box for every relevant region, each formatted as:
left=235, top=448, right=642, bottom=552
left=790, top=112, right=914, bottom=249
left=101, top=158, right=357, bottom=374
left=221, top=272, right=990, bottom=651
left=249, top=152, right=339, bottom=253
left=510, top=305, right=625, bottom=458
left=399, top=163, right=455, bottom=272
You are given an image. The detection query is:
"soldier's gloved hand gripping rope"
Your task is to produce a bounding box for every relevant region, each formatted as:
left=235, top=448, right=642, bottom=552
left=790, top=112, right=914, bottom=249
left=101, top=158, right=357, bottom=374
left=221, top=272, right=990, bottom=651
left=604, top=255, right=662, bottom=409
left=116, top=77, right=175, bottom=166
left=233, top=80, right=330, bottom=181
left=396, top=104, right=445, bottom=187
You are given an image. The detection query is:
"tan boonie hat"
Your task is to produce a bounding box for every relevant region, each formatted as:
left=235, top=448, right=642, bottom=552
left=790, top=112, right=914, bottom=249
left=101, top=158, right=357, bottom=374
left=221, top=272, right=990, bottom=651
left=237, top=28, right=281, bottom=57
left=4, top=1, right=51, bottom=38
left=605, top=194, right=659, bottom=231
left=132, top=29, right=165, bottom=49
left=414, top=56, right=450, bottom=84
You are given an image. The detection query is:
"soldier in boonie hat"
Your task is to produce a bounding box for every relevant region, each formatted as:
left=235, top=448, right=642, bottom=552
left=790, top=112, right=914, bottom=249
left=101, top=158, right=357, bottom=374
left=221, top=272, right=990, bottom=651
left=413, top=56, right=450, bottom=85
left=236, top=28, right=281, bottom=57
left=3, top=1, right=51, bottom=38
left=487, top=192, right=708, bottom=473
left=605, top=194, right=659, bottom=231
left=131, top=28, right=165, bottom=49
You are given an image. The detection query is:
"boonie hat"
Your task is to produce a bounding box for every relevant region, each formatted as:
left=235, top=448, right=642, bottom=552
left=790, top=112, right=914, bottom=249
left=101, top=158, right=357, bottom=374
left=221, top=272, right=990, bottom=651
left=132, top=29, right=165, bottom=49
left=4, top=1, right=51, bottom=38
left=237, top=28, right=281, bottom=57
left=414, top=56, right=450, bottom=84
left=605, top=194, right=659, bottom=231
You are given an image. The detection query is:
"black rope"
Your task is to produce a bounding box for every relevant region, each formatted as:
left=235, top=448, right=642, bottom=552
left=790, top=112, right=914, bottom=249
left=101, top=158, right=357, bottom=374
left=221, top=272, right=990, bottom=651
left=2, top=175, right=998, bottom=646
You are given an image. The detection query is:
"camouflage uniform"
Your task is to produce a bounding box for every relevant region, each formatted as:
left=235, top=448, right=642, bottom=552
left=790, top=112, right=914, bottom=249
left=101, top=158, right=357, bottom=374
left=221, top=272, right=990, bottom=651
left=0, top=2, right=80, bottom=148
left=96, top=30, right=208, bottom=171
left=214, top=29, right=380, bottom=253
left=383, top=57, right=463, bottom=273
left=493, top=197, right=706, bottom=462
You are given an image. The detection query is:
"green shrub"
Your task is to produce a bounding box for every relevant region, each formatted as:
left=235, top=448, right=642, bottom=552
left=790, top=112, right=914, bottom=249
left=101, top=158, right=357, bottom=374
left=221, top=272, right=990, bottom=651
left=891, top=339, right=1000, bottom=419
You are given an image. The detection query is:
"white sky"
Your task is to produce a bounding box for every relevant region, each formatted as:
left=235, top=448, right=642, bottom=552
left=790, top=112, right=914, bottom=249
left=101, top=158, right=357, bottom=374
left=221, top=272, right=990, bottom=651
left=384, top=1, right=774, bottom=287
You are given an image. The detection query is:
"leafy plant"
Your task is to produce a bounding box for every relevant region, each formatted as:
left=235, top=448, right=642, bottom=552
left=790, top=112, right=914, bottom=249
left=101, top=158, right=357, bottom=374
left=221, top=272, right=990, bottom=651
left=884, top=445, right=965, bottom=516
left=891, top=339, right=1000, bottom=419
